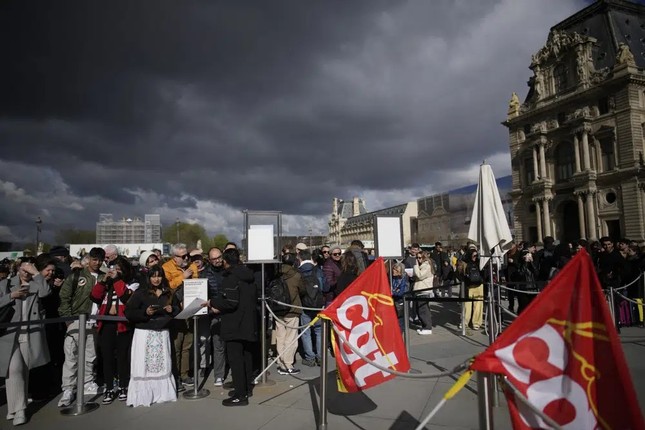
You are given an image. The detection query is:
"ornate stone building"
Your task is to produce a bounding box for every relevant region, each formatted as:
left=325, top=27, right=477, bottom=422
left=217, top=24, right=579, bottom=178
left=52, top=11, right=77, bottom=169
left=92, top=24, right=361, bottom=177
left=505, top=0, right=645, bottom=244
left=327, top=197, right=367, bottom=246
left=339, top=202, right=418, bottom=249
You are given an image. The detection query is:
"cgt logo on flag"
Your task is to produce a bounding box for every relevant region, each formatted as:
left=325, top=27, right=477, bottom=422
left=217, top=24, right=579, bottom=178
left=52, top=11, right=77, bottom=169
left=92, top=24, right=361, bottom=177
left=470, top=250, right=644, bottom=429
left=494, top=321, right=603, bottom=428
left=320, top=258, right=410, bottom=392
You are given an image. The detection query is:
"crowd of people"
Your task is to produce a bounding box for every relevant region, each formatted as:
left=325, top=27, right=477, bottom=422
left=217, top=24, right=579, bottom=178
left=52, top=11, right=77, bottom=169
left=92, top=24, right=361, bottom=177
left=0, top=235, right=642, bottom=424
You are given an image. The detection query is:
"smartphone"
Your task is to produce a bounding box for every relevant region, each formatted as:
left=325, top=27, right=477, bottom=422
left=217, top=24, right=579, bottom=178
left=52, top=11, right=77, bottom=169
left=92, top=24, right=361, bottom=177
left=150, top=305, right=161, bottom=311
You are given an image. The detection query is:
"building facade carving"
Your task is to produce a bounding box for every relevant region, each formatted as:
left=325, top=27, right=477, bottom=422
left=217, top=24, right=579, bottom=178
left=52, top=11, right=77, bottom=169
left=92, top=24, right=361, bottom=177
left=505, top=0, right=645, bottom=244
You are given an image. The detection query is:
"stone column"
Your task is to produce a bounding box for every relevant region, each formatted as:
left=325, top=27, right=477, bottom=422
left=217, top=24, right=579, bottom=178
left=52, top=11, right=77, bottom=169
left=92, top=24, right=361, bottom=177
left=542, top=199, right=551, bottom=237
left=533, top=146, right=539, bottom=180
left=576, top=193, right=586, bottom=239
left=586, top=191, right=595, bottom=240
left=582, top=129, right=591, bottom=170
left=539, top=142, right=547, bottom=179
left=594, top=140, right=602, bottom=172
left=535, top=200, right=543, bottom=244
left=573, top=134, right=581, bottom=173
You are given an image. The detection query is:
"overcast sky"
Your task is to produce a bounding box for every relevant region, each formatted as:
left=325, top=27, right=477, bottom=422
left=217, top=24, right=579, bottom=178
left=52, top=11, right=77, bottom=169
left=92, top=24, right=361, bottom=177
left=0, top=0, right=586, bottom=245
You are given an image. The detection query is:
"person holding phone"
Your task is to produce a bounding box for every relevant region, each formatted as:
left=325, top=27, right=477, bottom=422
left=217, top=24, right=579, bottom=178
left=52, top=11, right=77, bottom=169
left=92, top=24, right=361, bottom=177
left=0, top=257, right=51, bottom=426
left=124, top=266, right=179, bottom=407
left=91, top=256, right=135, bottom=404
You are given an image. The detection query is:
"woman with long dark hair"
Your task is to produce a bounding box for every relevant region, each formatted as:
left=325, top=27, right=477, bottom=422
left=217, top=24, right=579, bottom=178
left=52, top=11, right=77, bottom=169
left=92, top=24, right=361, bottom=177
left=335, top=250, right=359, bottom=296
left=124, top=266, right=179, bottom=407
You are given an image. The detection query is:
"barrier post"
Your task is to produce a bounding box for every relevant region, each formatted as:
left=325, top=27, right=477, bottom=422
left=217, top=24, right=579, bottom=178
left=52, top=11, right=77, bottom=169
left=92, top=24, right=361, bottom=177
left=257, top=262, right=275, bottom=386
left=477, top=372, right=494, bottom=430
left=60, top=313, right=99, bottom=416
left=608, top=287, right=616, bottom=327
left=460, top=281, right=466, bottom=336
left=184, top=314, right=210, bottom=399
left=403, top=294, right=410, bottom=357
left=318, top=319, right=328, bottom=430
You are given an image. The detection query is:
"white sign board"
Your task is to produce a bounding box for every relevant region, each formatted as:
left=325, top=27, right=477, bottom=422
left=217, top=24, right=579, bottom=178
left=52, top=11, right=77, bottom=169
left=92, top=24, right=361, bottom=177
left=247, top=224, right=275, bottom=261
left=181, top=278, right=208, bottom=317
left=375, top=216, right=403, bottom=258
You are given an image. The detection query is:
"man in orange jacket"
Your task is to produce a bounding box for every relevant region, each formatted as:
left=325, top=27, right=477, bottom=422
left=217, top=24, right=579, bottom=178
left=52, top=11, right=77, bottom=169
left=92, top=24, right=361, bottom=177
left=162, top=243, right=199, bottom=390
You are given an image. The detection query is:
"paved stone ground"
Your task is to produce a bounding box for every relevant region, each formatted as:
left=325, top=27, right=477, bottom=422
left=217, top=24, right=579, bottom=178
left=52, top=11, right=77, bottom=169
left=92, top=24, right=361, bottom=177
left=2, top=300, right=644, bottom=430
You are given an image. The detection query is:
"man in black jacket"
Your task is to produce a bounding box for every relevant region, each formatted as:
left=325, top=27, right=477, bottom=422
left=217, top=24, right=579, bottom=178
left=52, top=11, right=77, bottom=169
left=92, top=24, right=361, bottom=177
left=209, top=248, right=257, bottom=406
left=202, top=247, right=226, bottom=385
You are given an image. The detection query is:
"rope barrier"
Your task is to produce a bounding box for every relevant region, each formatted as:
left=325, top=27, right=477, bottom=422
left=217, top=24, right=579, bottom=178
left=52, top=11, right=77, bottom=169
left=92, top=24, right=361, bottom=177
left=405, top=295, right=484, bottom=303
left=497, top=284, right=541, bottom=295
left=613, top=272, right=643, bottom=291
left=613, top=289, right=643, bottom=306
left=498, top=306, right=518, bottom=319
left=265, top=303, right=319, bottom=330
left=264, top=297, right=324, bottom=312
left=331, top=324, right=469, bottom=379
left=253, top=319, right=316, bottom=384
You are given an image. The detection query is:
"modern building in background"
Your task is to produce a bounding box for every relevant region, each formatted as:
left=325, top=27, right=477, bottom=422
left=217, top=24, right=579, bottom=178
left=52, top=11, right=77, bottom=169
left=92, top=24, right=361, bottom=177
left=415, top=176, right=513, bottom=249
left=96, top=213, right=162, bottom=244
left=506, top=0, right=645, bottom=244
left=328, top=177, right=512, bottom=251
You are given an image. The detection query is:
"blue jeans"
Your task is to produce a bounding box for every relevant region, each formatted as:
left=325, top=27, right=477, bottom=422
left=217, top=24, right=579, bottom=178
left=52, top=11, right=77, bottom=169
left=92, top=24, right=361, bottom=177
left=300, top=312, right=321, bottom=361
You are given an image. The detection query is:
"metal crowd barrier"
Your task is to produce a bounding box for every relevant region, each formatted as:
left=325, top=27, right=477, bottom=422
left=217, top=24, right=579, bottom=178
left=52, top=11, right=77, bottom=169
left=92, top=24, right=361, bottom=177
left=0, top=311, right=213, bottom=416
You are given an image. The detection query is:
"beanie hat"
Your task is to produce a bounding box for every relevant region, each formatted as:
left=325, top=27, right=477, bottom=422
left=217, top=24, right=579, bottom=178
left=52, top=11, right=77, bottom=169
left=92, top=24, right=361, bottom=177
left=139, top=251, right=154, bottom=267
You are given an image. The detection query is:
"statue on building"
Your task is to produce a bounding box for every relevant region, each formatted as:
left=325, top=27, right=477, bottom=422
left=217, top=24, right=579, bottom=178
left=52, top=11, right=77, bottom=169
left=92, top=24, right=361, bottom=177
left=616, top=42, right=635, bottom=66
left=534, top=68, right=545, bottom=100
left=508, top=92, right=520, bottom=117
left=576, top=47, right=589, bottom=83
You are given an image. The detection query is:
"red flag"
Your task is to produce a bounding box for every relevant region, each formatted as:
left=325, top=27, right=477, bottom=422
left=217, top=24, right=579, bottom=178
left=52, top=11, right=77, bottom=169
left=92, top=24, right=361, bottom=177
left=319, top=257, right=410, bottom=392
left=470, top=250, right=644, bottom=429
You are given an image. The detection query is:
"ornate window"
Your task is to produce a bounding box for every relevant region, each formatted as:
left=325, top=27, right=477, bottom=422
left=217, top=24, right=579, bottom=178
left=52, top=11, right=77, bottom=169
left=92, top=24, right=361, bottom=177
left=600, top=138, right=615, bottom=171
left=553, top=64, right=569, bottom=93
left=555, top=142, right=575, bottom=182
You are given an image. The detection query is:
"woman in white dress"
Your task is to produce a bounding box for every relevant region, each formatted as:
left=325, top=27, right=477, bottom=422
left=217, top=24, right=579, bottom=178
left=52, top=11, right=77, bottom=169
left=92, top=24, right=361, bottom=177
left=124, top=266, right=179, bottom=407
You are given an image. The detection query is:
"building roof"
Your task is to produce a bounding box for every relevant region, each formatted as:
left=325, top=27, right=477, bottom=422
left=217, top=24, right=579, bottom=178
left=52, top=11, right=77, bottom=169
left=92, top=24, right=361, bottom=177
left=343, top=203, right=408, bottom=227
left=336, top=199, right=368, bottom=219
left=449, top=174, right=512, bottom=195
left=552, top=0, right=645, bottom=69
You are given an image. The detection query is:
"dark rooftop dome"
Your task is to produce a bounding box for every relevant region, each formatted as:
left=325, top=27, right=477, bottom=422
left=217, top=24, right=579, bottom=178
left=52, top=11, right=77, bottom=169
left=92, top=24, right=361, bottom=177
left=553, top=0, right=645, bottom=69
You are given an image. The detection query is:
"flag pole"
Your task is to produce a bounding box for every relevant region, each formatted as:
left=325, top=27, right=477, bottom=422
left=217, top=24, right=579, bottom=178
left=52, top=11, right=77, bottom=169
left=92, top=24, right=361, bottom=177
left=318, top=318, right=329, bottom=430
left=477, top=372, right=494, bottom=430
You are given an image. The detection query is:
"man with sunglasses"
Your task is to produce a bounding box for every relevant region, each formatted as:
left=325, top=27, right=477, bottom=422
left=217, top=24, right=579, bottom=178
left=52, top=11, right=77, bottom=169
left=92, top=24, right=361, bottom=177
left=162, top=243, right=199, bottom=390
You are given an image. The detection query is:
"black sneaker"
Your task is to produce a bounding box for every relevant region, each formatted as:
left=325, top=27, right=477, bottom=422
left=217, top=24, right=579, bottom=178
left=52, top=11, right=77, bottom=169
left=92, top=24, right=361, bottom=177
left=315, top=357, right=321, bottom=366
left=228, top=389, right=253, bottom=398
left=181, top=377, right=195, bottom=386
left=222, top=395, right=248, bottom=406
left=177, top=382, right=186, bottom=393
left=277, top=367, right=301, bottom=375
left=117, top=387, right=128, bottom=401
left=301, top=358, right=316, bottom=367
left=102, top=390, right=116, bottom=405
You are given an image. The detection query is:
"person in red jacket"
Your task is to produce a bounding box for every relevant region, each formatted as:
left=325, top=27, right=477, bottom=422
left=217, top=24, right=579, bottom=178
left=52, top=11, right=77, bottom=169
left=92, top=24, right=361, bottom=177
left=90, top=256, right=135, bottom=404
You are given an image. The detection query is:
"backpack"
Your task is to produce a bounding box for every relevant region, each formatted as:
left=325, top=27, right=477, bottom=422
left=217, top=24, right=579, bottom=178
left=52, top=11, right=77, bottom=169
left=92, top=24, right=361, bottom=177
left=300, top=267, right=325, bottom=309
left=267, top=277, right=292, bottom=317
left=466, top=264, right=483, bottom=286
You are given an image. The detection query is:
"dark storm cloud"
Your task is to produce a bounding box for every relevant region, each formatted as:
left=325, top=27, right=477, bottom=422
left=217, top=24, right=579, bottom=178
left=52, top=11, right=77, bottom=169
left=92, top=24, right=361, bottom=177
left=0, top=0, right=584, bottom=242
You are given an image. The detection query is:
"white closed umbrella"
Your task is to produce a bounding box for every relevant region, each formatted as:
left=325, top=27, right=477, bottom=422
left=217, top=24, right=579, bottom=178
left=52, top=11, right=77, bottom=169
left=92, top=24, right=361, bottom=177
left=467, top=163, right=513, bottom=269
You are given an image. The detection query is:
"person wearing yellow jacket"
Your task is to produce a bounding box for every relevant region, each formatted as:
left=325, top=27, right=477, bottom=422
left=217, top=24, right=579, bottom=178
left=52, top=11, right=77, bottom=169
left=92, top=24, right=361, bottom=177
left=162, top=243, right=198, bottom=390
